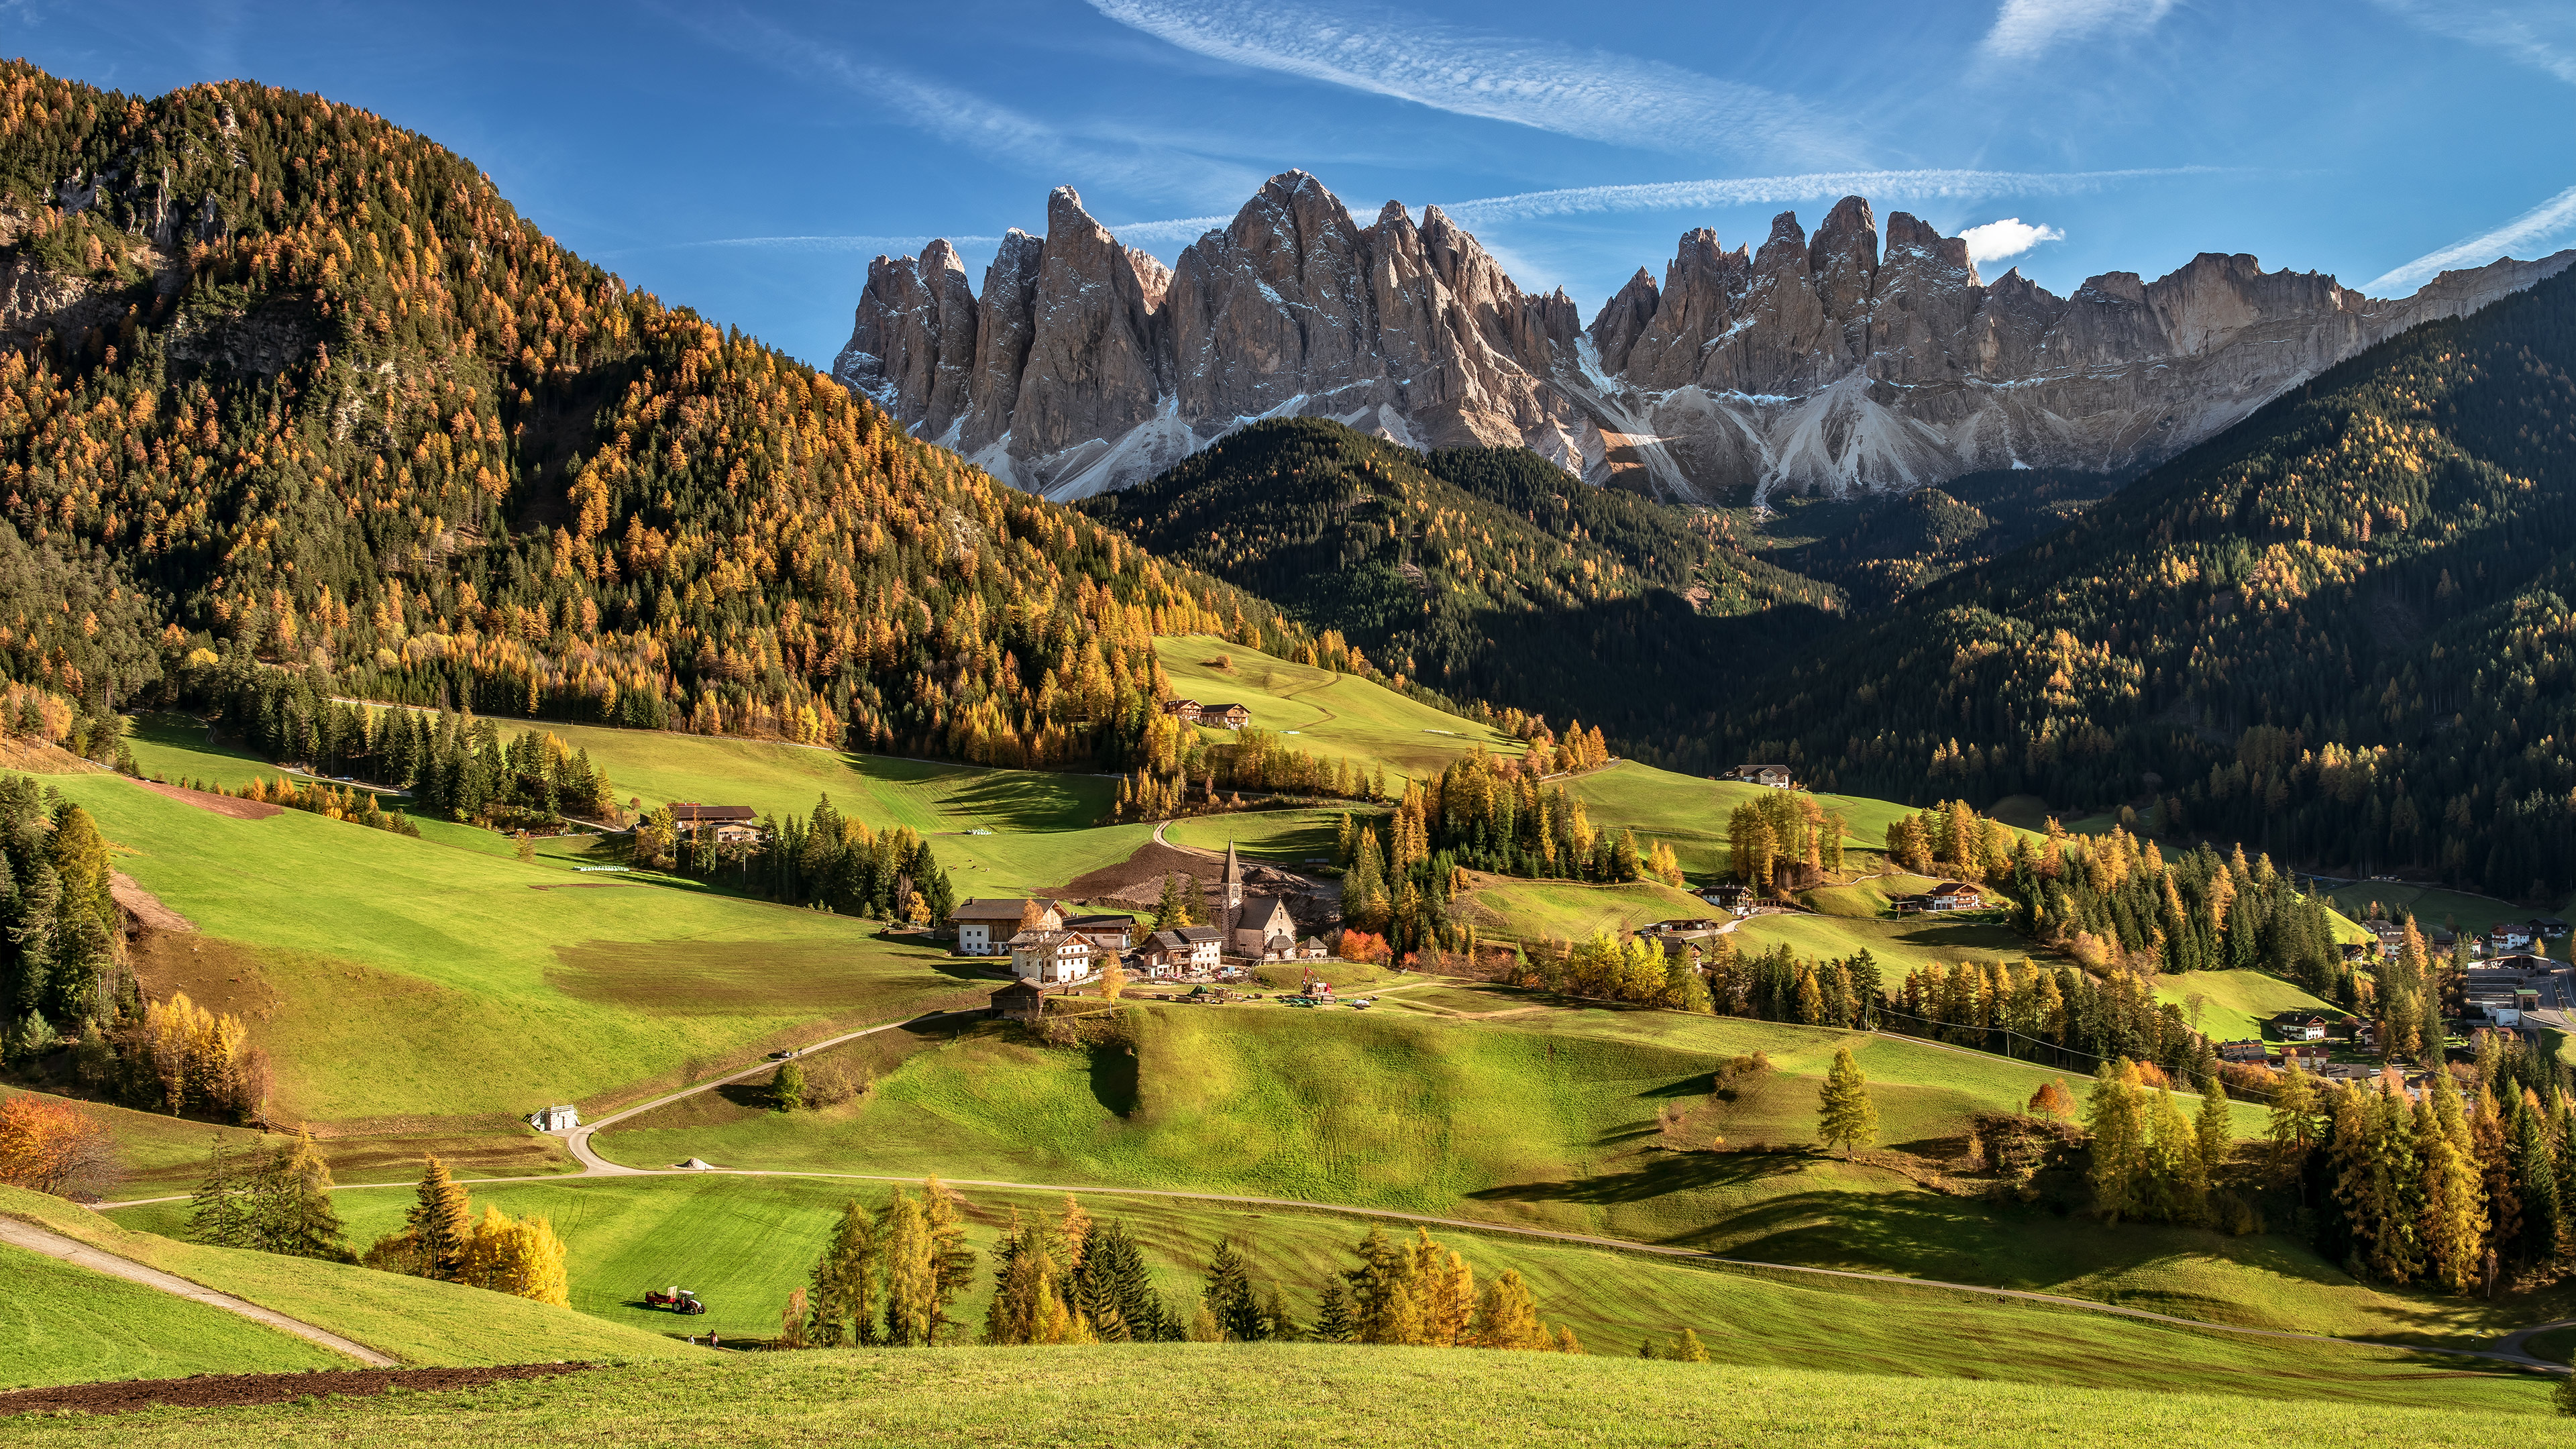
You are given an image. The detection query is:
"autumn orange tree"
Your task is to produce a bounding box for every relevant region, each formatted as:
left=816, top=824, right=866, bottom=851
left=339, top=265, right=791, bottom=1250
left=0, top=1093, right=112, bottom=1196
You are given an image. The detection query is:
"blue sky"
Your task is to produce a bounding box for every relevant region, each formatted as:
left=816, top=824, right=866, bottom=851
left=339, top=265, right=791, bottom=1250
left=12, top=0, right=2575, bottom=368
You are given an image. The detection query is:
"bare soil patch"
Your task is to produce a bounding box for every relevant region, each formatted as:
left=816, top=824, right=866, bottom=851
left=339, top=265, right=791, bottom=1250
left=0, top=1362, right=595, bottom=1417
left=136, top=780, right=282, bottom=820
left=111, top=871, right=195, bottom=932
left=1049, top=839, right=1326, bottom=914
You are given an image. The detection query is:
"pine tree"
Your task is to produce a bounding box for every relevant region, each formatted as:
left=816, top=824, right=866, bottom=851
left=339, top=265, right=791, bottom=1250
left=878, top=1188, right=936, bottom=1346
left=1314, top=1277, right=1355, bottom=1343
left=264, top=1128, right=346, bottom=1260
left=2513, top=1096, right=2561, bottom=1267
left=405, top=1155, right=472, bottom=1281
left=1664, top=1327, right=1711, bottom=1362
left=1203, top=1236, right=1267, bottom=1342
left=922, top=1177, right=978, bottom=1344
left=2267, top=1063, right=2320, bottom=1186
left=2420, top=1070, right=2489, bottom=1293
left=1815, top=1044, right=1878, bottom=1159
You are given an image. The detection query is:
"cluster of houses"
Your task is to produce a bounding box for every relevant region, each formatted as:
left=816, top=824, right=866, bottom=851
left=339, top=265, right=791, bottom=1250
left=949, top=841, right=1327, bottom=988
left=2348, top=914, right=2570, bottom=962
left=1160, top=698, right=1251, bottom=729
left=1723, top=764, right=1796, bottom=790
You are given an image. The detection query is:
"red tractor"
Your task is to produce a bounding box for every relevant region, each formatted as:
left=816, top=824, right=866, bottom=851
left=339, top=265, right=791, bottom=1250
left=644, top=1286, right=707, bottom=1316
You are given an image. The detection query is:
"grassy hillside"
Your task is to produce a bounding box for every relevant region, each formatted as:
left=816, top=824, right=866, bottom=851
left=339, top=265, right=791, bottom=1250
left=1565, top=761, right=1919, bottom=881
left=1726, top=909, right=2039, bottom=975
left=1158, top=635, right=1519, bottom=783
left=60, top=774, right=989, bottom=1125
left=1163, top=807, right=1366, bottom=864
left=1457, top=875, right=1712, bottom=943
left=8, top=1340, right=2554, bottom=1444
left=99, top=1173, right=2539, bottom=1414
left=1, top=1240, right=348, bottom=1389
left=2153, top=970, right=2341, bottom=1046
left=1, top=1187, right=690, bottom=1370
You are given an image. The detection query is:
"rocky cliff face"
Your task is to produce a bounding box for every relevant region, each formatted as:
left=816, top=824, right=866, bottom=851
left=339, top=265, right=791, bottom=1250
left=835, top=172, right=2576, bottom=502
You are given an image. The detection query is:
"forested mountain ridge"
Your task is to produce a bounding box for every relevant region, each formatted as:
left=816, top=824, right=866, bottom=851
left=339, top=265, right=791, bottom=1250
left=1077, top=417, right=1842, bottom=743
left=0, top=62, right=1338, bottom=770
left=1718, top=264, right=2576, bottom=898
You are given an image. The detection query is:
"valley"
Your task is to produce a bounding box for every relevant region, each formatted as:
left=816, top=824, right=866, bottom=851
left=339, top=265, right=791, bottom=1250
left=2, top=50, right=2575, bottom=1447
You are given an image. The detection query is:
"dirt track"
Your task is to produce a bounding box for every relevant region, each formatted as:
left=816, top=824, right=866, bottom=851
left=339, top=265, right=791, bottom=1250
left=135, top=780, right=282, bottom=820
left=0, top=1363, right=591, bottom=1417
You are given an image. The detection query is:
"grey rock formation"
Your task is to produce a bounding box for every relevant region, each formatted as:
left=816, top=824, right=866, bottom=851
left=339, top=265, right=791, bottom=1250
left=837, top=171, right=2576, bottom=502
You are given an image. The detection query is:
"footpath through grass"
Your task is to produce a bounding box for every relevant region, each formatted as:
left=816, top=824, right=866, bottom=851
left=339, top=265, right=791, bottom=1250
left=3, top=1340, right=2554, bottom=1445
left=0, top=1240, right=346, bottom=1389
left=1, top=1187, right=688, bottom=1373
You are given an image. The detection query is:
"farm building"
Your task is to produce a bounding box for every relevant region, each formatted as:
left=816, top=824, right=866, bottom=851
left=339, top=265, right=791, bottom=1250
left=990, top=979, right=1046, bottom=1023
left=1923, top=882, right=1982, bottom=911
left=2279, top=1042, right=2330, bottom=1070
left=1138, top=926, right=1222, bottom=976
left=1698, top=884, right=1755, bottom=916
left=1008, top=929, right=1096, bottom=983
left=1724, top=764, right=1794, bottom=789
left=668, top=804, right=761, bottom=843
left=2214, top=1040, right=2269, bottom=1065
left=1161, top=698, right=1202, bottom=721
left=529, top=1104, right=580, bottom=1132
left=1198, top=702, right=1252, bottom=728
left=950, top=898, right=1064, bottom=955
left=1065, top=913, right=1140, bottom=951
left=2272, top=1011, right=2332, bottom=1042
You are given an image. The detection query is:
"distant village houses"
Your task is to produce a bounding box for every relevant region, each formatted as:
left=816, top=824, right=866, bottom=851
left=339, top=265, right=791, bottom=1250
left=1197, top=702, right=1252, bottom=729
left=1724, top=764, right=1794, bottom=790
left=950, top=897, right=1064, bottom=956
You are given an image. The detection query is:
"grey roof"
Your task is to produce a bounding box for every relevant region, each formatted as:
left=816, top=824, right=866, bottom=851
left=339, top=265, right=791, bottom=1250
left=669, top=803, right=758, bottom=822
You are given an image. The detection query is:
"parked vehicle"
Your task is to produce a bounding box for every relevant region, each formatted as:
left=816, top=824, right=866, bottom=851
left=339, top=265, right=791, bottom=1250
left=645, top=1286, right=707, bottom=1315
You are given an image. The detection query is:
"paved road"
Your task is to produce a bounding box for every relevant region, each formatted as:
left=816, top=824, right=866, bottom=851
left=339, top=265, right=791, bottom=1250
left=0, top=1216, right=398, bottom=1366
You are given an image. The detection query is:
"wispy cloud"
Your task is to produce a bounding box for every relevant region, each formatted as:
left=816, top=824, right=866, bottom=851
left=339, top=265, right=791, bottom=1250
left=2370, top=0, right=2576, bottom=83
left=1982, top=0, right=2177, bottom=60
left=661, top=235, right=1005, bottom=254
left=1428, top=167, right=2217, bottom=226
left=681, top=9, right=1256, bottom=203
left=1084, top=0, right=1852, bottom=164
left=2366, top=182, right=2576, bottom=293
left=1957, top=218, right=2066, bottom=263
left=1102, top=215, right=1233, bottom=245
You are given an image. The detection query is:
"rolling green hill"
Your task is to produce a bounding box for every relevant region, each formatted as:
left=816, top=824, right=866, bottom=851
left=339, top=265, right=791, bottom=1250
left=1, top=1187, right=690, bottom=1374
left=1, top=1240, right=348, bottom=1389
left=59, top=773, right=989, bottom=1126
left=1157, top=634, right=1521, bottom=782
left=2, top=1343, right=2556, bottom=1447
left=95, top=1173, right=2536, bottom=1415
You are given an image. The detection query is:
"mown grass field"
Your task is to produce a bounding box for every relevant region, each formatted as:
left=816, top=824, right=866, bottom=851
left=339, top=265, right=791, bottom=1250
left=1456, top=875, right=1710, bottom=944
left=545, top=995, right=2552, bottom=1346
left=1, top=1187, right=690, bottom=1373
left=1564, top=761, right=1922, bottom=881
left=1157, top=635, right=1519, bottom=782
left=1727, top=908, right=2037, bottom=974
left=54, top=774, right=991, bottom=1125
left=9, top=1338, right=2554, bottom=1445
left=125, top=709, right=1140, bottom=897
left=96, top=1173, right=2548, bottom=1415
left=2327, top=880, right=2563, bottom=945
left=2153, top=970, right=2341, bottom=1046
left=1163, top=806, right=1366, bottom=865
left=0, top=1240, right=347, bottom=1389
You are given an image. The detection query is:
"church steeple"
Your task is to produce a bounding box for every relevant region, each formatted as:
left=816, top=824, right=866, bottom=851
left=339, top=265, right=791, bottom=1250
left=1222, top=836, right=1244, bottom=911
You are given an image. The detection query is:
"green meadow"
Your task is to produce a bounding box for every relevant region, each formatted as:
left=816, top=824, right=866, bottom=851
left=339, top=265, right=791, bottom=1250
left=1458, top=875, right=1711, bottom=943
left=1726, top=908, right=2037, bottom=975
left=2152, top=970, right=2342, bottom=1046
left=1, top=1187, right=688, bottom=1374
left=6, top=1344, right=2560, bottom=1447
left=1157, top=635, right=1519, bottom=782
left=0, top=1240, right=347, bottom=1389
left=56, top=774, right=991, bottom=1125
left=95, top=1173, right=2542, bottom=1415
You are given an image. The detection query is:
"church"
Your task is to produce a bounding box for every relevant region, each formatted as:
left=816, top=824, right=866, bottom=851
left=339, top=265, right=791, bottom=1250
left=1217, top=839, right=1323, bottom=962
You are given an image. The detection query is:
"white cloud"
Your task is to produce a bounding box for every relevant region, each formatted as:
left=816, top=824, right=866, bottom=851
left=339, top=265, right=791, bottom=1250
left=1429, top=167, right=2212, bottom=226
left=1982, top=0, right=2178, bottom=60
left=1084, top=0, right=1852, bottom=164
left=669, top=235, right=1004, bottom=253
left=2366, top=182, right=2576, bottom=294
left=2370, top=0, right=2576, bottom=84
left=1102, top=215, right=1233, bottom=246
left=1957, top=218, right=2066, bottom=262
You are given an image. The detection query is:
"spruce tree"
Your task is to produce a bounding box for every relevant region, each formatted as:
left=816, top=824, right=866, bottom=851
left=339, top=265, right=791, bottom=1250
left=1203, top=1236, right=1267, bottom=1342
left=2514, top=1098, right=2561, bottom=1267
left=265, top=1128, right=347, bottom=1260
left=1815, top=1044, right=1878, bottom=1159
left=2194, top=1078, right=2233, bottom=1199
left=405, top=1155, right=472, bottom=1281
left=1313, top=1277, right=1354, bottom=1343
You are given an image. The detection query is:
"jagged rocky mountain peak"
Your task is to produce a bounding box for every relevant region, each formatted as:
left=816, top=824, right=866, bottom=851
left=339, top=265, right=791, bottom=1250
left=835, top=172, right=2576, bottom=502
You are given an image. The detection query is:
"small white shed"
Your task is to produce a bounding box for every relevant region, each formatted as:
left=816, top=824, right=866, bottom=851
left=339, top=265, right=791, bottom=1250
left=530, top=1104, right=580, bottom=1132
